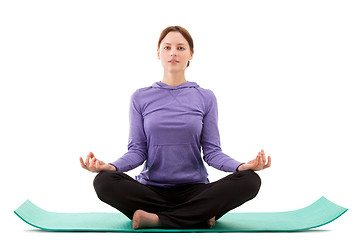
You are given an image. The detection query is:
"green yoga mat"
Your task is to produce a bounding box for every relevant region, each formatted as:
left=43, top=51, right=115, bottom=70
left=14, top=196, right=347, bottom=232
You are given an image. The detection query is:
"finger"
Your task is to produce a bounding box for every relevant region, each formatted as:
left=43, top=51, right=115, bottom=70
left=264, top=155, right=271, bottom=168
left=79, top=157, right=88, bottom=169
left=90, top=157, right=96, bottom=169
left=95, top=159, right=100, bottom=170
left=264, top=156, right=270, bottom=168
left=258, top=152, right=264, bottom=165
left=85, top=152, right=92, bottom=167
left=254, top=155, right=262, bottom=171
left=261, top=150, right=266, bottom=164
left=254, top=154, right=260, bottom=168
left=258, top=154, right=264, bottom=169
left=94, top=157, right=100, bottom=169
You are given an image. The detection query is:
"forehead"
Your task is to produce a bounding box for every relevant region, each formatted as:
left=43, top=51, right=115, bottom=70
left=161, top=31, right=188, bottom=46
left=163, top=42, right=186, bottom=46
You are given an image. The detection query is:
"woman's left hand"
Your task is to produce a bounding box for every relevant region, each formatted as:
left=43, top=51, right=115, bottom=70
left=237, top=149, right=271, bottom=171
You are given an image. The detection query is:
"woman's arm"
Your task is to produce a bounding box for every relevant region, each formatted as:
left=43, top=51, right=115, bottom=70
left=80, top=90, right=147, bottom=173
left=200, top=90, right=244, bottom=172
left=110, top=89, right=148, bottom=172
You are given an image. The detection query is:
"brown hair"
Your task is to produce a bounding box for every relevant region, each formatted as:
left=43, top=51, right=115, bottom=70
left=157, top=26, right=194, bottom=68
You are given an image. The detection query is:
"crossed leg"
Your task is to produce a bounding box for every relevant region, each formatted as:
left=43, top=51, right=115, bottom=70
left=93, top=170, right=261, bottom=229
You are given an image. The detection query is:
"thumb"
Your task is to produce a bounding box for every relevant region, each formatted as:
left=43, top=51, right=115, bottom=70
left=95, top=158, right=100, bottom=170
left=252, top=155, right=260, bottom=168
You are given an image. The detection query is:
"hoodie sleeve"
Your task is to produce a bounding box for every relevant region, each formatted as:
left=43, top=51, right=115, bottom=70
left=200, top=90, right=244, bottom=172
left=109, top=90, right=148, bottom=172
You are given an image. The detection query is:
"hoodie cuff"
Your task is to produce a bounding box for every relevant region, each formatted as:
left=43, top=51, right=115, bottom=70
left=108, top=158, right=132, bottom=172
left=221, top=159, right=245, bottom=172
left=108, top=163, right=118, bottom=171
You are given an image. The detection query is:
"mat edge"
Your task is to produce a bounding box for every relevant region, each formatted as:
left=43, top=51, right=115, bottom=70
left=14, top=196, right=348, bottom=232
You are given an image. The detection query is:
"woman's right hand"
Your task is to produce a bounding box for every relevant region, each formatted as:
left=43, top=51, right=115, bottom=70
left=80, top=152, right=116, bottom=173
left=237, top=149, right=271, bottom=172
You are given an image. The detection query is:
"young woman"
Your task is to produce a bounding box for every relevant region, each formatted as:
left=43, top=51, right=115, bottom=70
left=80, top=25, right=271, bottom=230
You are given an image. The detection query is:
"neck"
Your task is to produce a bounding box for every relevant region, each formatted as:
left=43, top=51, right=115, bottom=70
left=162, top=70, right=187, bottom=87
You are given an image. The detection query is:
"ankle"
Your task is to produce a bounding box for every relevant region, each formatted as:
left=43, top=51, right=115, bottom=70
left=132, top=210, right=161, bottom=229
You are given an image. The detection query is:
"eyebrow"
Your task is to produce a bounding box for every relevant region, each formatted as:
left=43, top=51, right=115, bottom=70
left=163, top=43, right=186, bottom=45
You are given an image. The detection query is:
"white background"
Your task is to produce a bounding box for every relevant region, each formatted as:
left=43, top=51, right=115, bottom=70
left=1, top=0, right=359, bottom=239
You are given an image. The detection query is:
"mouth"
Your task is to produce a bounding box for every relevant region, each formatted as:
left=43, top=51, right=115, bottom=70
left=168, top=60, right=179, bottom=63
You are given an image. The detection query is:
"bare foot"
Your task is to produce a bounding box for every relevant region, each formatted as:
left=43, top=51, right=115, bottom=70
left=132, top=209, right=162, bottom=229
left=208, top=216, right=216, bottom=228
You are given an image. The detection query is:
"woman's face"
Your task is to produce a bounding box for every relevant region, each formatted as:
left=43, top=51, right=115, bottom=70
left=157, top=31, right=193, bottom=73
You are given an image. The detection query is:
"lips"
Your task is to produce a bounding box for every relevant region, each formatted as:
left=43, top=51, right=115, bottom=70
left=168, top=59, right=179, bottom=63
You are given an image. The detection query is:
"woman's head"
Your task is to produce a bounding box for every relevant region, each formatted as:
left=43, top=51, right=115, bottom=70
left=157, top=26, right=194, bottom=72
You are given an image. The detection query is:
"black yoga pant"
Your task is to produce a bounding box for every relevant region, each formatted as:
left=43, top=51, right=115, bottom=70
left=93, top=170, right=261, bottom=229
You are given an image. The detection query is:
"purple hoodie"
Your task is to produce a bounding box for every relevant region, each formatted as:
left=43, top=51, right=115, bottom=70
left=110, top=81, right=244, bottom=187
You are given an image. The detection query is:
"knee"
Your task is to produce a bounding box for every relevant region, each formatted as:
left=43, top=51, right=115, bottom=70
left=234, top=170, right=262, bottom=198
left=245, top=170, right=261, bottom=198
left=93, top=170, right=115, bottom=196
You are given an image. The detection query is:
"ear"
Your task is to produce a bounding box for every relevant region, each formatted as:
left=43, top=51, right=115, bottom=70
left=189, top=52, right=193, bottom=60
left=157, top=48, right=160, bottom=60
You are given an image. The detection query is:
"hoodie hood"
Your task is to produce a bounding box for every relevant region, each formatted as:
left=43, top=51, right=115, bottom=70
left=152, top=81, right=199, bottom=90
